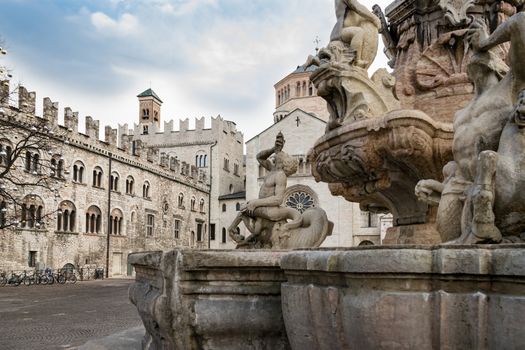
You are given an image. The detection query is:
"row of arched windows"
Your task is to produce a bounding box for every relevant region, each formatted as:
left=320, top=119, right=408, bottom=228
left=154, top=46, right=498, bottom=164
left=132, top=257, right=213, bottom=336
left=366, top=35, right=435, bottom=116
left=195, top=154, right=208, bottom=168
left=276, top=80, right=315, bottom=106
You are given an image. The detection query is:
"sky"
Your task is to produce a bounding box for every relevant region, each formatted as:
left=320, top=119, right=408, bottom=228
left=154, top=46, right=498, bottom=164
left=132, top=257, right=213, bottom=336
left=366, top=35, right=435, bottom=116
left=0, top=0, right=391, bottom=141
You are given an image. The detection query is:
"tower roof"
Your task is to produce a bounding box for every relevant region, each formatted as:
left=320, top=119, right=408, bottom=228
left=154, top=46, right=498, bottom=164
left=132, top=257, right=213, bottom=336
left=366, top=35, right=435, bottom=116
left=137, top=88, right=163, bottom=103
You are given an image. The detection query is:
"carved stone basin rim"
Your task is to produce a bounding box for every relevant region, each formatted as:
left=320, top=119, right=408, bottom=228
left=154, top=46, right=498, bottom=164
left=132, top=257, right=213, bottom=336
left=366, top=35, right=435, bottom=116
left=311, top=109, right=453, bottom=154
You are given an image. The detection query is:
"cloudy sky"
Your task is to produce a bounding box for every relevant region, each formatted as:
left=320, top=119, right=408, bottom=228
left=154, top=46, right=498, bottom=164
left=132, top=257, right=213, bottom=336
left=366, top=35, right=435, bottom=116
left=0, top=0, right=391, bottom=141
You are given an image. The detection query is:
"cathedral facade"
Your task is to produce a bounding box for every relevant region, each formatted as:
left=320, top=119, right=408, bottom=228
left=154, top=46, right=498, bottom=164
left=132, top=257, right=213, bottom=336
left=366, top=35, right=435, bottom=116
left=245, top=66, right=392, bottom=248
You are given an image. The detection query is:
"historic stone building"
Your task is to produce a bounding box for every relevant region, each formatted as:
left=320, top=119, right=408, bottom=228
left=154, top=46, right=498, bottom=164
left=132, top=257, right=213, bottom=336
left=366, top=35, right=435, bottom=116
left=119, top=89, right=246, bottom=250
left=0, top=84, right=209, bottom=276
left=246, top=66, right=392, bottom=247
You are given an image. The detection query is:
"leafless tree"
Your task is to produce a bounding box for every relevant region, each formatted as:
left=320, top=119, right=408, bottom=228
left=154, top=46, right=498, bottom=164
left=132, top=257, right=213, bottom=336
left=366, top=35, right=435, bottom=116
left=0, top=43, right=68, bottom=230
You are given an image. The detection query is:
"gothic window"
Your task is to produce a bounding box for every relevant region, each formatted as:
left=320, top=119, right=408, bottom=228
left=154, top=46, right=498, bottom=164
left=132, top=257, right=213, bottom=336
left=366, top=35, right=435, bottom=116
left=146, top=214, right=155, bottom=236
left=110, top=171, right=119, bottom=192
left=20, top=195, right=44, bottom=229
left=178, top=193, right=185, bottom=208
left=92, top=166, right=103, bottom=188
left=57, top=200, right=76, bottom=232
left=126, top=176, right=134, bottom=195
left=110, top=208, right=123, bottom=235
left=143, top=181, right=150, bottom=198
left=199, top=198, right=205, bottom=213
left=190, top=197, right=196, bottom=211
left=73, top=161, right=85, bottom=183
left=221, top=228, right=226, bottom=243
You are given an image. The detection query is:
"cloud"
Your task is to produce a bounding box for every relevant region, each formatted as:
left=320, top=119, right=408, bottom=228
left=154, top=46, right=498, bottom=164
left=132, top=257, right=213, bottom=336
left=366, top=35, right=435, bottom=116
left=90, top=12, right=138, bottom=36
left=159, top=0, right=217, bottom=16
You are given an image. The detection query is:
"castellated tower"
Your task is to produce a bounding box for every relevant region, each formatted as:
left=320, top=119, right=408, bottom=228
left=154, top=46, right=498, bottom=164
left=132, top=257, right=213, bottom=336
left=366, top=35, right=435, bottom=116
left=137, top=88, right=162, bottom=134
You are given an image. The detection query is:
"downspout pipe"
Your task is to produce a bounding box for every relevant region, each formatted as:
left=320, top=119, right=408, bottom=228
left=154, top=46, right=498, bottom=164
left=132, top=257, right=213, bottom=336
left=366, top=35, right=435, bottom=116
left=208, top=141, right=217, bottom=249
left=105, top=152, right=112, bottom=278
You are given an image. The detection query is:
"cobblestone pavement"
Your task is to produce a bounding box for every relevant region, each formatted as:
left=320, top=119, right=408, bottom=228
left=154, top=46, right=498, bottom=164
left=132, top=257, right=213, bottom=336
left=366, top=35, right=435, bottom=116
left=0, top=279, right=142, bottom=350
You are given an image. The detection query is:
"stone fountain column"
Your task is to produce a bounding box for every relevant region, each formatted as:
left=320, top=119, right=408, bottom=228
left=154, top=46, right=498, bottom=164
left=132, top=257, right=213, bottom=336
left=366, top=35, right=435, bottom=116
left=308, top=0, right=511, bottom=244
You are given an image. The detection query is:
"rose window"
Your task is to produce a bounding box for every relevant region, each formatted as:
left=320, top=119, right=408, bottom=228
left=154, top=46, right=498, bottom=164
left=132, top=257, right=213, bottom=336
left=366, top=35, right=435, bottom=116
left=285, top=191, right=315, bottom=213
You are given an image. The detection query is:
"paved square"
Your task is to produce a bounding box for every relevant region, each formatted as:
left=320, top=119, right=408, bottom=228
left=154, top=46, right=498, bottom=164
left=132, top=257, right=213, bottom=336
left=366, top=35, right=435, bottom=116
left=0, top=279, right=142, bottom=350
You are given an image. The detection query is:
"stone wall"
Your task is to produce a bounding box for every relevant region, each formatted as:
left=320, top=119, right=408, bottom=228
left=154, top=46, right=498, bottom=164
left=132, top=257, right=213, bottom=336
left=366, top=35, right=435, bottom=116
left=0, top=90, right=209, bottom=275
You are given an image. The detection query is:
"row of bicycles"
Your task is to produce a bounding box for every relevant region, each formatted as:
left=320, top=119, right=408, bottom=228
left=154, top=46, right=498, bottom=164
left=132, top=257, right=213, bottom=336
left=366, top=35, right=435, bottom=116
left=0, top=267, right=105, bottom=287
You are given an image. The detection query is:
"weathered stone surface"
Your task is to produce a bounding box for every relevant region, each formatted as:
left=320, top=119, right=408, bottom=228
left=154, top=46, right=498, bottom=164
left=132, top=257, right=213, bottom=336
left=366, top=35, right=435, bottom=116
left=280, top=245, right=525, bottom=349
left=128, top=249, right=290, bottom=350
left=229, top=132, right=332, bottom=249
left=417, top=12, right=525, bottom=244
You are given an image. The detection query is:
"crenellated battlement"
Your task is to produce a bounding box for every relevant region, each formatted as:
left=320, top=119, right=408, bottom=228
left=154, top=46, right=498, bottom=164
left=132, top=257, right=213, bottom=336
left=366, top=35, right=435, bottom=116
left=0, top=81, right=210, bottom=191
left=122, top=115, right=243, bottom=148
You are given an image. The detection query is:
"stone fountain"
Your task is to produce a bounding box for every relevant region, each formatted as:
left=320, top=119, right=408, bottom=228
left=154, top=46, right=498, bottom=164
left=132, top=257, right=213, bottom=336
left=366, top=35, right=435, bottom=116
left=129, top=0, right=525, bottom=349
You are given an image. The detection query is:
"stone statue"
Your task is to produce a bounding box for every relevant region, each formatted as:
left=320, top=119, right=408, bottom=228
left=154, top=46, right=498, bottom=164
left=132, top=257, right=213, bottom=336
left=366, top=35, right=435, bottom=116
left=228, top=132, right=333, bottom=249
left=416, top=12, right=525, bottom=243
left=331, top=0, right=381, bottom=69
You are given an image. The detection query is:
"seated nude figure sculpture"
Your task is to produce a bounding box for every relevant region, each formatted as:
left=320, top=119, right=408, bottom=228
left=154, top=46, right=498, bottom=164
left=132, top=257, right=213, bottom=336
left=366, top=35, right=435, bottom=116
left=229, top=133, right=332, bottom=249
left=416, top=12, right=525, bottom=243
left=330, top=0, right=381, bottom=69
left=229, top=133, right=301, bottom=247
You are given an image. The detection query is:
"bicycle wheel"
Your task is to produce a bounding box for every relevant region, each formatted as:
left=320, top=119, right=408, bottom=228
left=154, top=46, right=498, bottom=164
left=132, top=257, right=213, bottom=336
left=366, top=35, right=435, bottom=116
left=40, top=276, right=49, bottom=285
left=57, top=274, right=66, bottom=284
left=23, top=276, right=32, bottom=286
left=47, top=275, right=54, bottom=285
left=69, top=275, right=77, bottom=284
left=0, top=276, right=7, bottom=286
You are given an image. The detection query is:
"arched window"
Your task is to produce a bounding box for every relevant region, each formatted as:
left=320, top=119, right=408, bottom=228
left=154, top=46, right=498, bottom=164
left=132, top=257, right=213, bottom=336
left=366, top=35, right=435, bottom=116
left=229, top=184, right=234, bottom=194
left=92, top=166, right=103, bottom=188
left=110, top=172, right=119, bottom=192
left=20, top=195, right=44, bottom=229
left=0, top=201, right=7, bottom=227
left=309, top=83, right=314, bottom=96
left=178, top=193, right=184, bottom=208
left=57, top=201, right=76, bottom=232
left=199, top=198, right=205, bottom=213
left=359, top=240, right=374, bottom=246
left=0, top=142, right=12, bottom=166
left=85, top=205, right=102, bottom=233
left=190, top=197, right=196, bottom=211
left=143, top=181, right=150, bottom=198
left=25, top=150, right=40, bottom=174
left=110, top=208, right=123, bottom=235
left=126, top=176, right=134, bottom=195
left=73, top=160, right=85, bottom=183
left=296, top=82, right=301, bottom=96
left=195, top=151, right=207, bottom=168
left=302, top=81, right=307, bottom=96
left=221, top=228, right=226, bottom=243
left=222, top=203, right=226, bottom=212
left=236, top=203, right=241, bottom=211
